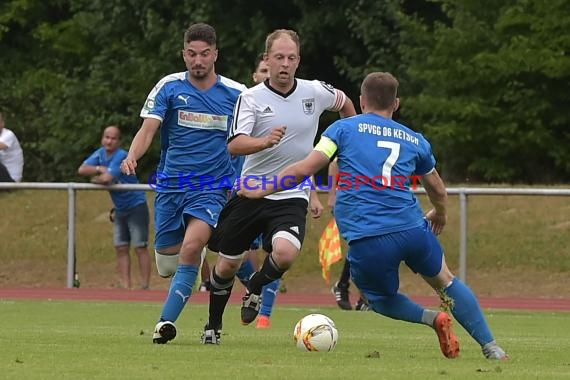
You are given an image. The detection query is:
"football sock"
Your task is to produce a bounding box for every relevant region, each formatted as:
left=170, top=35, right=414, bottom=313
left=421, top=309, right=440, bottom=326
left=208, top=266, right=234, bottom=329
left=443, top=278, right=494, bottom=346
left=236, top=258, right=255, bottom=286
left=248, top=254, right=285, bottom=294
left=370, top=293, right=424, bottom=323
left=159, top=264, right=198, bottom=322
left=259, top=279, right=280, bottom=317
left=339, top=259, right=351, bottom=286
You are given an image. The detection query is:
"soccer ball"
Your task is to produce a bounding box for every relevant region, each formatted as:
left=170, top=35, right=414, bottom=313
left=293, top=313, right=338, bottom=352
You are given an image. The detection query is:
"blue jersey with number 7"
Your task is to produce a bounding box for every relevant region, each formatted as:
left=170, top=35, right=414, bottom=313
left=322, top=113, right=436, bottom=242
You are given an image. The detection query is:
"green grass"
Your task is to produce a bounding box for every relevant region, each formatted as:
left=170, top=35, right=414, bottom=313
left=1, top=300, right=569, bottom=379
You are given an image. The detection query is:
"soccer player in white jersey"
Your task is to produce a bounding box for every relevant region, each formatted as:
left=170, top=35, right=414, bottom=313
left=121, top=23, right=247, bottom=344
left=201, top=54, right=283, bottom=330
left=203, top=29, right=356, bottom=343
left=239, top=72, right=508, bottom=360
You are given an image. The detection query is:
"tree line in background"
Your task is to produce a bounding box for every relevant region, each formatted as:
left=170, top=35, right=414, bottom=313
left=1, top=0, right=568, bottom=183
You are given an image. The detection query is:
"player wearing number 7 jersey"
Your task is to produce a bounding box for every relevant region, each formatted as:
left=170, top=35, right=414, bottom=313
left=237, top=72, right=508, bottom=360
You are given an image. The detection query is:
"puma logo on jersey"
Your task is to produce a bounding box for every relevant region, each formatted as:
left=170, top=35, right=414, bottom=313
left=177, top=95, right=190, bottom=105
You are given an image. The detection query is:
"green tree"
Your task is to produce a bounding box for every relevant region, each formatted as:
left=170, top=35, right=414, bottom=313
left=2, top=0, right=568, bottom=183
left=403, top=0, right=570, bottom=182
left=0, top=0, right=311, bottom=181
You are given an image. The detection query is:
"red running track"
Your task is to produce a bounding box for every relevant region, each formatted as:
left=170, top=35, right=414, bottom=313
left=0, top=288, right=569, bottom=311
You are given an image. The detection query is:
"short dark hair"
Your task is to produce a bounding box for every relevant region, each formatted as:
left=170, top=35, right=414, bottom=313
left=254, top=53, right=264, bottom=69
left=184, top=23, right=217, bottom=46
left=361, top=72, right=399, bottom=111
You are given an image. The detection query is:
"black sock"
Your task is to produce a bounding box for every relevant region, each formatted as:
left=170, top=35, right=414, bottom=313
left=338, top=259, right=351, bottom=286
left=248, top=254, right=285, bottom=294
left=208, top=266, right=234, bottom=329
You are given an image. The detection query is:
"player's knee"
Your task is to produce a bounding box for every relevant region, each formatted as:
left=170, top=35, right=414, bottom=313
left=180, top=240, right=207, bottom=259
left=155, top=250, right=179, bottom=278
left=270, top=249, right=297, bottom=270
left=271, top=232, right=301, bottom=268
left=217, top=255, right=243, bottom=278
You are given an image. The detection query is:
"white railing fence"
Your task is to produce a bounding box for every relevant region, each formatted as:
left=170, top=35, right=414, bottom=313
left=1, top=182, right=569, bottom=288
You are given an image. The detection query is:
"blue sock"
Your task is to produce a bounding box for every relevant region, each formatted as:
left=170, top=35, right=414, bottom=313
left=236, top=259, right=255, bottom=286
left=370, top=293, right=424, bottom=323
left=444, top=278, right=494, bottom=346
left=159, top=264, right=198, bottom=322
left=259, top=279, right=280, bottom=317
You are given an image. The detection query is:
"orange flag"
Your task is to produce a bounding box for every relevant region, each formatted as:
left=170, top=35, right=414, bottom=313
left=318, top=218, right=343, bottom=285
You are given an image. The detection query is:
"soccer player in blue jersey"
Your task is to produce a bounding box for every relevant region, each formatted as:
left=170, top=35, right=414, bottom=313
left=78, top=125, right=151, bottom=290
left=121, top=23, right=247, bottom=344
left=238, top=72, right=508, bottom=360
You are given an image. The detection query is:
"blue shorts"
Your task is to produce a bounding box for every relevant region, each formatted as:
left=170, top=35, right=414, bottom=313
left=154, top=189, right=227, bottom=249
left=113, top=202, right=149, bottom=248
left=347, top=219, right=443, bottom=303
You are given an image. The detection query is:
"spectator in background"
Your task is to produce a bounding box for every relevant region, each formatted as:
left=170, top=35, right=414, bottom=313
left=0, top=112, right=24, bottom=182
left=78, top=125, right=151, bottom=290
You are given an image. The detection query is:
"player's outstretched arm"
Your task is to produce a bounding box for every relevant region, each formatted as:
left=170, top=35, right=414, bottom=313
left=121, top=118, right=160, bottom=175
left=238, top=150, right=329, bottom=199
left=420, top=169, right=448, bottom=235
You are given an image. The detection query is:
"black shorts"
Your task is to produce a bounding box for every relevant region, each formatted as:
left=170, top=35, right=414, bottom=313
left=209, top=196, right=308, bottom=256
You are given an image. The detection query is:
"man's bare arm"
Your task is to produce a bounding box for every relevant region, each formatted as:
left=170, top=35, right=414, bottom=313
left=121, top=118, right=161, bottom=175
left=420, top=169, right=448, bottom=235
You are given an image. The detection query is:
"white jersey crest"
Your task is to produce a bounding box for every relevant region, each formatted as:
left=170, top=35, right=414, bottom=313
left=231, top=78, right=346, bottom=200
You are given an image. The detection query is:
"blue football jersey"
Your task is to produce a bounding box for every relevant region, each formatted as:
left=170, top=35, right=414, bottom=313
left=323, top=113, right=436, bottom=242
left=141, top=72, right=247, bottom=191
left=83, top=147, right=147, bottom=212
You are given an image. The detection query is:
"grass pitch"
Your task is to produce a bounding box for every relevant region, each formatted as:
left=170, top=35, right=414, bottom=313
left=1, top=300, right=569, bottom=379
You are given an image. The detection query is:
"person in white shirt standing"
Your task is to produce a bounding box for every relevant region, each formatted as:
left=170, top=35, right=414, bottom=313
left=0, top=112, right=24, bottom=182
left=203, top=29, right=356, bottom=344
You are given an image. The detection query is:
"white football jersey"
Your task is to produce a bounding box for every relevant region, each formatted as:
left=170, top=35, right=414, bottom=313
left=230, top=78, right=346, bottom=200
